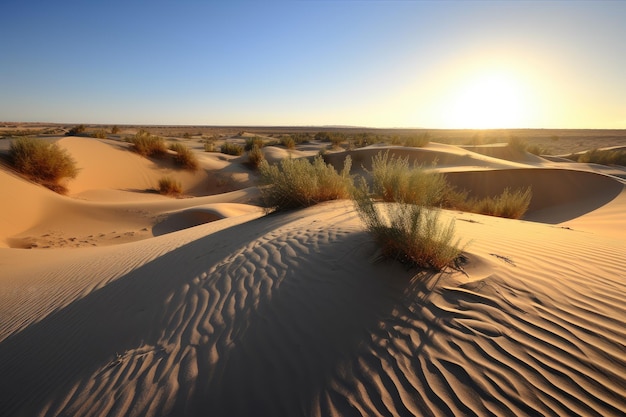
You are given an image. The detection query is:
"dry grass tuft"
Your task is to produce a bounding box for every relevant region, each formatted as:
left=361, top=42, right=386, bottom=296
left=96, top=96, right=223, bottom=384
left=169, top=143, right=199, bottom=171
left=157, top=176, right=182, bottom=196
left=128, top=131, right=167, bottom=158
left=258, top=155, right=353, bottom=212
left=9, top=137, right=78, bottom=193
left=220, top=142, right=244, bottom=156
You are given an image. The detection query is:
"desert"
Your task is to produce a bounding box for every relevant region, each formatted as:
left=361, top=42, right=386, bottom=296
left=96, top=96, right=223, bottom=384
left=0, top=125, right=624, bottom=416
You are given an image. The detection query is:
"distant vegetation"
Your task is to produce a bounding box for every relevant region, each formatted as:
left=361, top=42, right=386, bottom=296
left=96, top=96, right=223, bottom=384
left=220, top=142, right=244, bottom=156
left=565, top=148, right=626, bottom=166
left=66, top=124, right=86, bottom=136
left=169, top=143, right=199, bottom=171
left=128, top=130, right=167, bottom=157
left=9, top=137, right=78, bottom=193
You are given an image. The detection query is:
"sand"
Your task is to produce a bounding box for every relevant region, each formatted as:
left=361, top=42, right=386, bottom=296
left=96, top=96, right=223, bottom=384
left=0, top=135, right=624, bottom=416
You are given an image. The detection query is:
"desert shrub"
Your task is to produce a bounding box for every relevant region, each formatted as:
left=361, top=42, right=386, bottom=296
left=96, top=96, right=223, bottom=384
left=157, top=176, right=182, bottom=196
left=570, top=148, right=626, bottom=166
left=9, top=137, right=78, bottom=192
left=507, top=136, right=528, bottom=152
left=404, top=133, right=430, bottom=148
left=247, top=144, right=265, bottom=168
left=258, top=155, right=353, bottom=211
left=169, top=143, right=199, bottom=170
left=280, top=136, right=296, bottom=150
left=111, top=126, right=120, bottom=134
left=526, top=144, right=549, bottom=156
left=128, top=131, right=167, bottom=157
left=66, top=124, right=86, bottom=136
left=370, top=151, right=456, bottom=207
left=465, top=187, right=532, bottom=219
left=352, top=178, right=464, bottom=271
left=220, top=142, right=244, bottom=156
left=244, top=136, right=264, bottom=151
left=92, top=130, right=107, bottom=139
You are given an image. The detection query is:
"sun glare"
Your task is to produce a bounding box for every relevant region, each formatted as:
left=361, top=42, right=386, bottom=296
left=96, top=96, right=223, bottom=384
left=445, top=72, right=529, bottom=129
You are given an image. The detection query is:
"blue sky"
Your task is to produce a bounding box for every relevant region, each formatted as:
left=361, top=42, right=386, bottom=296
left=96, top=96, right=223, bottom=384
left=2, top=1, right=625, bottom=128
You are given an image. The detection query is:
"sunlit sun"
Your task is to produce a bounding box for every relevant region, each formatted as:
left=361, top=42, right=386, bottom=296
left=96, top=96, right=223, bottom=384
left=445, top=72, right=529, bottom=129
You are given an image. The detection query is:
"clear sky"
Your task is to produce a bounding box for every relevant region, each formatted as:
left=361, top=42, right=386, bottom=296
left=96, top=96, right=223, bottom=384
left=1, top=1, right=625, bottom=129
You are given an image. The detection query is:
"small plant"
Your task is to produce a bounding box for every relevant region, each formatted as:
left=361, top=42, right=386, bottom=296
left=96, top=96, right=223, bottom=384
left=464, top=187, right=532, bottom=219
left=370, top=151, right=456, bottom=207
left=157, top=176, right=182, bottom=196
left=507, top=136, right=528, bottom=152
left=403, top=133, right=430, bottom=148
left=280, top=136, right=296, bottom=150
left=220, top=142, right=244, bottom=156
left=128, top=131, right=167, bottom=157
left=66, top=124, right=86, bottom=136
left=169, top=143, right=199, bottom=170
left=566, top=148, right=626, bottom=166
left=244, top=136, right=264, bottom=151
left=258, top=155, right=353, bottom=212
left=352, top=178, right=464, bottom=271
left=92, top=130, right=108, bottom=139
left=9, top=137, right=79, bottom=192
left=246, top=144, right=265, bottom=168
left=111, top=126, right=120, bottom=134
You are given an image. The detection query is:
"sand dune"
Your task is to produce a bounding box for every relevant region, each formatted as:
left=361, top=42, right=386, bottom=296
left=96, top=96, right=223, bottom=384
left=0, top=136, right=624, bottom=416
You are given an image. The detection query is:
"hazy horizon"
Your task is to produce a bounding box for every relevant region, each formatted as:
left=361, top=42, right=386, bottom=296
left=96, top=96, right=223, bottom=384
left=2, top=1, right=625, bottom=129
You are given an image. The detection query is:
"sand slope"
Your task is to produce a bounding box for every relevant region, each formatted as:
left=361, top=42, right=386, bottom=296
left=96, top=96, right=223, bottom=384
left=0, top=138, right=625, bottom=416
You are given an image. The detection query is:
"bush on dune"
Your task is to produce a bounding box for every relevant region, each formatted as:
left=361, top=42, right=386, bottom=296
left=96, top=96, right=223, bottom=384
left=464, top=187, right=532, bottom=220
left=567, top=148, right=626, bottom=166
left=352, top=178, right=465, bottom=271
left=169, top=143, right=199, bottom=171
left=246, top=144, right=265, bottom=168
left=9, top=137, right=78, bottom=193
left=128, top=131, right=167, bottom=158
left=258, top=155, right=353, bottom=212
left=157, top=176, right=182, bottom=196
left=220, top=142, right=244, bottom=156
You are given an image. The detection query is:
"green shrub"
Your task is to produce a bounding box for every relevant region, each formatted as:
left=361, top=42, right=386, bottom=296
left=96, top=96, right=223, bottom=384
left=247, top=144, right=265, bottom=168
left=258, top=155, right=353, bottom=211
left=157, top=176, right=182, bottom=196
left=9, top=137, right=78, bottom=192
left=370, top=151, right=458, bottom=207
left=169, top=143, right=199, bottom=170
left=128, top=131, right=167, bottom=157
left=220, top=142, right=244, bottom=156
left=464, top=187, right=532, bottom=219
left=244, top=136, right=264, bottom=151
left=353, top=178, right=464, bottom=271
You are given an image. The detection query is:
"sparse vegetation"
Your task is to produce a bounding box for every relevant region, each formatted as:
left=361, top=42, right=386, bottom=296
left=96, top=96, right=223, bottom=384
left=463, top=187, right=532, bottom=219
left=507, top=136, right=528, bottom=152
left=246, top=144, right=265, bottom=168
left=370, top=151, right=465, bottom=208
left=66, top=124, right=86, bottom=136
left=92, top=130, right=107, bottom=139
left=157, top=176, right=182, bottom=196
left=258, top=155, right=353, bottom=212
left=128, top=131, right=167, bottom=157
left=280, top=136, right=296, bottom=150
left=244, top=137, right=264, bottom=151
left=565, top=148, right=626, bottom=166
left=111, top=126, right=120, bottom=134
left=169, top=143, right=199, bottom=170
left=9, top=137, right=79, bottom=192
left=220, top=142, right=244, bottom=156
left=352, top=178, right=464, bottom=271
left=367, top=151, right=531, bottom=219
left=404, top=133, right=430, bottom=148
